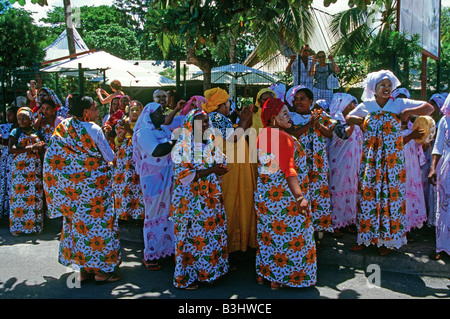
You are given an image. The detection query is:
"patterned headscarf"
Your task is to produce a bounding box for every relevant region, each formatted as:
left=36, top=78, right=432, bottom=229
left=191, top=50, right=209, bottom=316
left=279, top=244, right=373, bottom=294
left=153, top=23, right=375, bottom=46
left=441, top=94, right=450, bottom=116
left=268, top=83, right=286, bottom=102
left=202, top=87, right=229, bottom=114
left=329, top=93, right=356, bottom=123
left=429, top=93, right=447, bottom=111
left=361, top=70, right=401, bottom=102
left=181, top=95, right=206, bottom=116
left=36, top=87, right=63, bottom=110
left=17, top=107, right=34, bottom=120
left=261, top=98, right=285, bottom=127
left=391, top=87, right=411, bottom=99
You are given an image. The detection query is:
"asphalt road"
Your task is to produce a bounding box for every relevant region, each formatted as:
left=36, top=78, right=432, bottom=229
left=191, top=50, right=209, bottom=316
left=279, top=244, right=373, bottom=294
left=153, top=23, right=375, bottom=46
left=0, top=216, right=448, bottom=311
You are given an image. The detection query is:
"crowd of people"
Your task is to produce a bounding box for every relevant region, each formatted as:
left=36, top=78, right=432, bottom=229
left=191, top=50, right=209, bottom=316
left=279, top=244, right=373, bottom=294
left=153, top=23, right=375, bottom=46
left=0, top=67, right=449, bottom=291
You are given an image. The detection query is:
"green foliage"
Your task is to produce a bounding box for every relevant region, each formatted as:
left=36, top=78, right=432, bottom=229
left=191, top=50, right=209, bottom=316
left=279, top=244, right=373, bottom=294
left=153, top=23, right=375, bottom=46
left=83, top=23, right=140, bottom=60
left=0, top=7, right=45, bottom=68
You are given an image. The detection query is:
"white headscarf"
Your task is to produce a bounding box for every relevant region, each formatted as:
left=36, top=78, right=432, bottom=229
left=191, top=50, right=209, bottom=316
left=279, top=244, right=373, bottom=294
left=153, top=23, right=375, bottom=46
left=329, top=93, right=355, bottom=123
left=441, top=94, right=450, bottom=116
left=429, top=93, right=447, bottom=111
left=361, top=70, right=401, bottom=102
left=285, top=85, right=311, bottom=107
left=391, top=87, right=411, bottom=99
left=268, top=83, right=286, bottom=102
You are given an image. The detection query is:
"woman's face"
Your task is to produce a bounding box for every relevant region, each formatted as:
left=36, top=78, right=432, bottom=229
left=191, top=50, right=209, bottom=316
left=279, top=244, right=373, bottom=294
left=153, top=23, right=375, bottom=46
left=375, top=79, right=393, bottom=99
left=150, top=106, right=165, bottom=128
left=274, top=105, right=292, bottom=129
left=17, top=113, right=32, bottom=129
left=258, top=92, right=275, bottom=108
left=293, top=91, right=313, bottom=114
left=6, top=110, right=16, bottom=123
left=38, top=89, right=49, bottom=101
left=111, top=98, right=120, bottom=113
left=42, top=103, right=56, bottom=119
left=216, top=100, right=231, bottom=116
left=194, top=113, right=209, bottom=136
left=154, top=91, right=168, bottom=108
left=84, top=101, right=99, bottom=122
left=129, top=103, right=143, bottom=122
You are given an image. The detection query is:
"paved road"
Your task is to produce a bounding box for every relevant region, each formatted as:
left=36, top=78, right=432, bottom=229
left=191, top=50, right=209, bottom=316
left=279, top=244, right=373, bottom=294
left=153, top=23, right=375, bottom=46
left=0, top=216, right=449, bottom=308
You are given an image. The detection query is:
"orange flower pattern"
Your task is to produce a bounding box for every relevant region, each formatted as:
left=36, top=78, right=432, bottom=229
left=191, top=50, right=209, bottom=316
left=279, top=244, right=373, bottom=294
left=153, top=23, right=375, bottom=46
left=357, top=112, right=407, bottom=249
left=113, top=137, right=144, bottom=220
left=255, top=132, right=316, bottom=288
left=296, top=114, right=333, bottom=232
left=43, top=118, right=121, bottom=274
left=9, top=131, right=44, bottom=235
left=170, top=112, right=228, bottom=289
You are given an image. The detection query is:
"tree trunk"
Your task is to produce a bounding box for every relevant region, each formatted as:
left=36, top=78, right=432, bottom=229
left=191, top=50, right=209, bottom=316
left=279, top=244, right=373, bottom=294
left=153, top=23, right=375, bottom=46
left=64, top=0, right=76, bottom=58
left=186, top=42, right=213, bottom=92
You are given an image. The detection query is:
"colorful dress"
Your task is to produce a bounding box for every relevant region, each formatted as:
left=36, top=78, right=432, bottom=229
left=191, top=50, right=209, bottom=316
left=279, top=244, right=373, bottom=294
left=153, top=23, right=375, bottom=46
left=209, top=111, right=258, bottom=253
left=9, top=128, right=44, bottom=235
left=170, top=109, right=229, bottom=288
left=401, top=128, right=427, bottom=232
left=132, top=102, right=175, bottom=262
left=254, top=127, right=316, bottom=288
left=290, top=112, right=334, bottom=232
left=328, top=123, right=363, bottom=229
left=0, top=123, right=13, bottom=218
left=43, top=118, right=121, bottom=274
left=113, top=125, right=145, bottom=221
left=432, top=116, right=450, bottom=255
left=349, top=97, right=430, bottom=249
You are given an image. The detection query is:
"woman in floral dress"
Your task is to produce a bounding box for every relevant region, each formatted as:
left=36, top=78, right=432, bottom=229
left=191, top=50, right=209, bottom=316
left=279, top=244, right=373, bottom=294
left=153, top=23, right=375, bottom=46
left=328, top=93, right=364, bottom=236
left=34, top=98, right=65, bottom=144
left=287, top=85, right=334, bottom=240
left=0, top=107, right=18, bottom=219
left=170, top=108, right=229, bottom=290
left=113, top=100, right=145, bottom=221
left=348, top=70, right=434, bottom=255
left=8, top=107, right=45, bottom=236
left=428, top=94, right=450, bottom=260
left=43, top=96, right=121, bottom=284
left=255, top=98, right=316, bottom=290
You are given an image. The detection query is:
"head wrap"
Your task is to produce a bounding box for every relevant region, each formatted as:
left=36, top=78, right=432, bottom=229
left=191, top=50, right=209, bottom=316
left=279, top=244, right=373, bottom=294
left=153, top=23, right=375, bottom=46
left=391, top=87, right=411, bottom=99
left=315, top=99, right=330, bottom=112
left=17, top=107, right=34, bottom=120
left=441, top=94, right=450, bottom=116
left=429, top=93, right=447, bottom=111
left=285, top=85, right=313, bottom=108
left=261, top=98, right=285, bottom=127
left=132, top=102, right=163, bottom=133
left=361, top=70, right=401, bottom=102
left=202, top=87, right=229, bottom=114
left=255, top=88, right=276, bottom=108
left=181, top=95, right=206, bottom=116
left=268, top=83, right=286, bottom=102
left=35, top=87, right=63, bottom=110
left=329, top=93, right=356, bottom=123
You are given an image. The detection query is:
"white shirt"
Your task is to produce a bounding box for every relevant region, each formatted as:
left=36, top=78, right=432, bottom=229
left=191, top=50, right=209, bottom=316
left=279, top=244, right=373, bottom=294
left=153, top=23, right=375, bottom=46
left=80, top=121, right=115, bottom=162
left=432, top=116, right=449, bottom=156
left=349, top=98, right=426, bottom=118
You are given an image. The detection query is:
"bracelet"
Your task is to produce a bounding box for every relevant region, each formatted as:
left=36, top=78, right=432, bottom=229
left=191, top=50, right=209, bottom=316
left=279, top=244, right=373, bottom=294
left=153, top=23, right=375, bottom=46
left=296, top=195, right=304, bottom=202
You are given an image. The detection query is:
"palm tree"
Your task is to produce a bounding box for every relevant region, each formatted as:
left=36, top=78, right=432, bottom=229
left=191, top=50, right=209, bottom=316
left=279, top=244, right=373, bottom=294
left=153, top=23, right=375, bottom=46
left=329, top=0, right=398, bottom=58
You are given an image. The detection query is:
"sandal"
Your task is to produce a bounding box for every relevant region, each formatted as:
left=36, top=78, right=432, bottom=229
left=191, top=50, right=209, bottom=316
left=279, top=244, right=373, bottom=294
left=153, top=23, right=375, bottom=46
left=332, top=229, right=344, bottom=238
left=430, top=252, right=442, bottom=260
left=378, top=246, right=390, bottom=256
left=256, top=276, right=264, bottom=285
left=270, top=281, right=281, bottom=291
left=185, top=283, right=199, bottom=291
left=142, top=259, right=162, bottom=271
left=79, top=273, right=94, bottom=284
left=95, top=273, right=121, bottom=285
left=350, top=244, right=365, bottom=251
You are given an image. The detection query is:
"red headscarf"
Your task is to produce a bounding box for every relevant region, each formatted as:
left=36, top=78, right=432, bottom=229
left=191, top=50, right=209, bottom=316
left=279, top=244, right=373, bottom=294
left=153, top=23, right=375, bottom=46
left=261, top=98, right=285, bottom=127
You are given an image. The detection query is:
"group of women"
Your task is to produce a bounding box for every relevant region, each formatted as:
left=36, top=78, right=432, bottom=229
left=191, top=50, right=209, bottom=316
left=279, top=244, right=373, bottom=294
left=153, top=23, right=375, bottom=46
left=0, top=69, right=449, bottom=290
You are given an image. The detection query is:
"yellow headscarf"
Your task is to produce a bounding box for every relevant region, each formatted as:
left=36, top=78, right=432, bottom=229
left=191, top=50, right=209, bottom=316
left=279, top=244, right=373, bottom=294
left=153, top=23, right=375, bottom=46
left=202, top=87, right=229, bottom=114
left=252, top=88, right=276, bottom=132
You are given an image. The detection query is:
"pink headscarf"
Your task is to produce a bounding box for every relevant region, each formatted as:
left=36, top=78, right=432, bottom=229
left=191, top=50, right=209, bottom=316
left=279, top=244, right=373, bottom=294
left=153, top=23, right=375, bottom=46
left=180, top=96, right=206, bottom=115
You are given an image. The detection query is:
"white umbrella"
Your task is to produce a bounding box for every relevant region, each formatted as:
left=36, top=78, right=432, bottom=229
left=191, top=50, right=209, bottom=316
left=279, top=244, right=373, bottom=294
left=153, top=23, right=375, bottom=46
left=192, top=63, right=281, bottom=99
left=41, top=51, right=175, bottom=87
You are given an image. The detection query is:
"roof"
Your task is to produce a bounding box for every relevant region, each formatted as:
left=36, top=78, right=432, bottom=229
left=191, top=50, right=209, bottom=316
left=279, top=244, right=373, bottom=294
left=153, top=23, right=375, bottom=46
left=43, top=28, right=90, bottom=62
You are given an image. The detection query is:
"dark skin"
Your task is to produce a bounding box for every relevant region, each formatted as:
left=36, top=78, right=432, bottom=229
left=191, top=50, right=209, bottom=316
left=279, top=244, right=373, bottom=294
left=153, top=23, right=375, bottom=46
left=1, top=110, right=18, bottom=146
left=9, top=113, right=45, bottom=155
left=150, top=106, right=177, bottom=157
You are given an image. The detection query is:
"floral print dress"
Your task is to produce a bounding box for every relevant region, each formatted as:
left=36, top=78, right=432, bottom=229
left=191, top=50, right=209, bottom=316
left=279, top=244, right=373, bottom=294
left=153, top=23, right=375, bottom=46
left=170, top=110, right=229, bottom=288
left=9, top=128, right=44, bottom=235
left=254, top=128, right=317, bottom=288
left=0, top=123, right=13, bottom=218
left=357, top=111, right=407, bottom=249
left=291, top=113, right=334, bottom=232
left=43, top=118, right=121, bottom=274
left=113, top=135, right=145, bottom=220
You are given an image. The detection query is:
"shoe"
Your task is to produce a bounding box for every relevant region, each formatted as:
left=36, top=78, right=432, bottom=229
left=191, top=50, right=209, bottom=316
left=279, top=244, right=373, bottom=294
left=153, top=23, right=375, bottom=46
left=142, top=259, right=162, bottom=271
left=270, top=282, right=281, bottom=291
left=256, top=276, right=264, bottom=285
left=95, top=273, right=121, bottom=285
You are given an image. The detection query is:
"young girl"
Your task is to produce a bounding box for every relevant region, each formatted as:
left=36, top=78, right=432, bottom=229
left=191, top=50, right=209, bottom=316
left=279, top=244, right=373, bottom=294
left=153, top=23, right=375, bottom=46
left=8, top=107, right=45, bottom=236
left=113, top=100, right=145, bottom=221
left=0, top=107, right=19, bottom=219
left=35, top=99, right=65, bottom=144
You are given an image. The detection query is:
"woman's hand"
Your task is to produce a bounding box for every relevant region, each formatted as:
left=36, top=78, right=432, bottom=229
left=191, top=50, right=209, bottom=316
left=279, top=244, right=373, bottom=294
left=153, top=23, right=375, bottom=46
left=428, top=168, right=437, bottom=186
left=297, top=198, right=309, bottom=216
left=238, top=104, right=253, bottom=122
left=211, top=163, right=229, bottom=176
left=30, top=141, right=45, bottom=152
left=409, top=128, right=425, bottom=140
